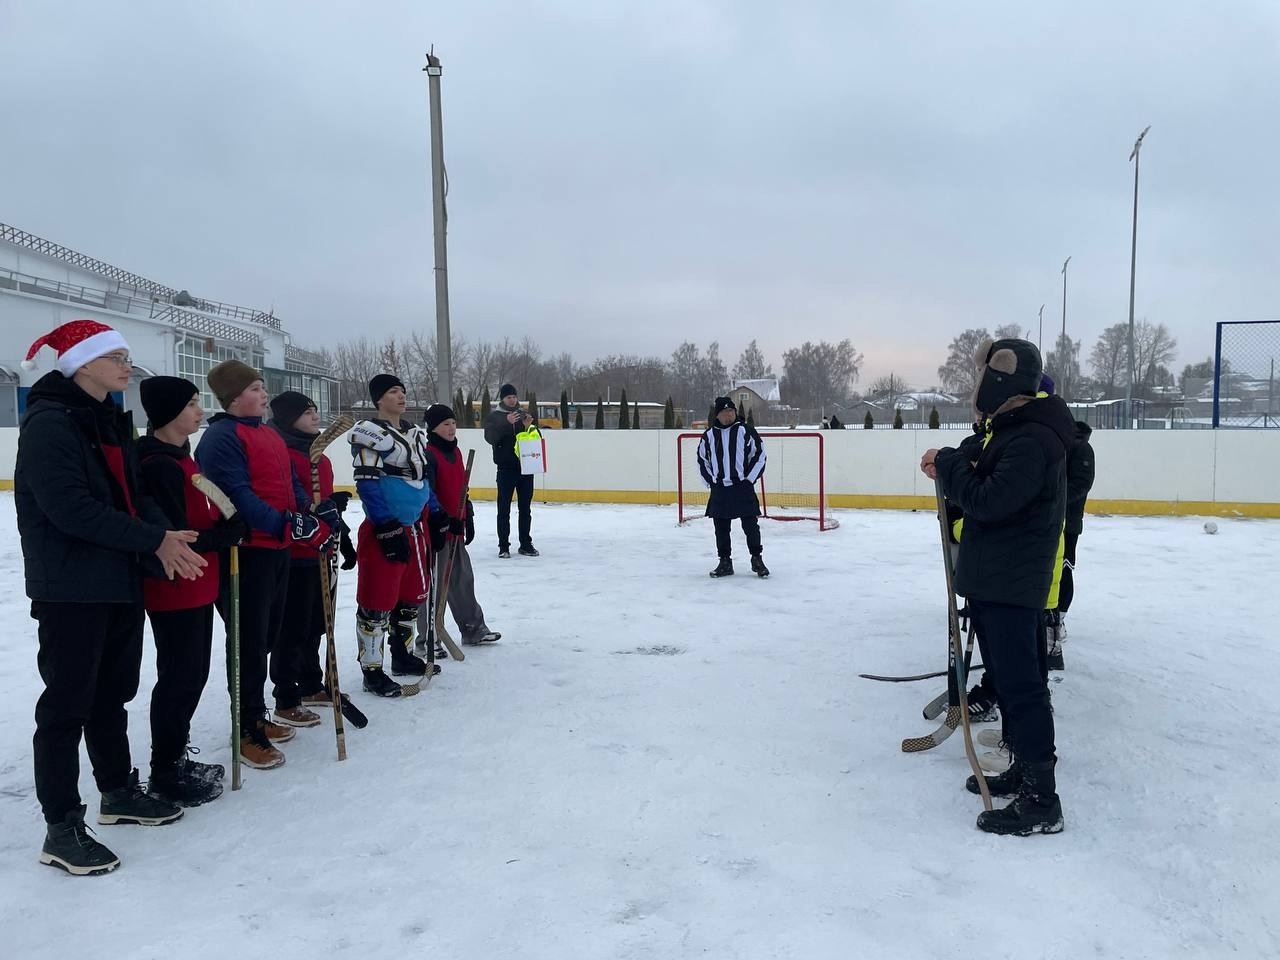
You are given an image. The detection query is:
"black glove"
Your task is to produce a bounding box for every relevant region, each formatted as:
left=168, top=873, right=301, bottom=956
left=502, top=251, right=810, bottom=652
left=448, top=516, right=465, bottom=537
left=312, top=498, right=341, bottom=530
left=426, top=510, right=450, bottom=553
left=464, top=498, right=475, bottom=545
left=211, top=515, right=250, bottom=549
left=338, top=520, right=357, bottom=570
left=330, top=491, right=352, bottom=514
left=374, top=519, right=409, bottom=563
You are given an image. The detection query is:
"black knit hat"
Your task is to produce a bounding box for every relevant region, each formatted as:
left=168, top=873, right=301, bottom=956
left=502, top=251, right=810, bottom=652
left=713, top=396, right=736, bottom=414
left=423, top=403, right=457, bottom=432
left=269, top=390, right=316, bottom=428
left=499, top=383, right=518, bottom=400
left=369, top=374, right=406, bottom=405
left=140, top=376, right=199, bottom=429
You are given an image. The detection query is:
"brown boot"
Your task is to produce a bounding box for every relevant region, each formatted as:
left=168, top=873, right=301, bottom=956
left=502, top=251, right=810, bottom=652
left=272, top=706, right=322, bottom=728
left=240, top=723, right=286, bottom=769
left=261, top=719, right=296, bottom=743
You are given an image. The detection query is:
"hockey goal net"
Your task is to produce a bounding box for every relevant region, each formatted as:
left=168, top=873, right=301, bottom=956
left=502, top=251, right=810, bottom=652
left=676, top=431, right=838, bottom=530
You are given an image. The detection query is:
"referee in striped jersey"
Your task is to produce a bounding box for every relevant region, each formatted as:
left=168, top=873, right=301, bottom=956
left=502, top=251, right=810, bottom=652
left=696, top=397, right=770, bottom=579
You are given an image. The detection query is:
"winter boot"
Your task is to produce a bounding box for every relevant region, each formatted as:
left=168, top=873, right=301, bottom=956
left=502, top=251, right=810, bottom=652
left=389, top=606, right=428, bottom=677
left=98, top=769, right=184, bottom=826
left=39, top=806, right=120, bottom=876
left=978, top=741, right=1013, bottom=773
left=710, top=557, right=734, bottom=578
left=976, top=760, right=1063, bottom=836
left=750, top=555, right=770, bottom=578
left=301, top=688, right=334, bottom=707
left=967, top=759, right=1023, bottom=798
left=240, top=721, right=286, bottom=769
left=148, top=760, right=224, bottom=808
left=518, top=543, right=540, bottom=557
left=273, top=705, right=322, bottom=728
left=181, top=745, right=224, bottom=783
left=362, top=666, right=403, bottom=698
left=261, top=719, right=296, bottom=743
left=498, top=547, right=511, bottom=559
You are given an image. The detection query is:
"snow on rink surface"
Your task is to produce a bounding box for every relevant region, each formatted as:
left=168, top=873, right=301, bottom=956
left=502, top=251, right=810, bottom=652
left=0, top=494, right=1276, bottom=960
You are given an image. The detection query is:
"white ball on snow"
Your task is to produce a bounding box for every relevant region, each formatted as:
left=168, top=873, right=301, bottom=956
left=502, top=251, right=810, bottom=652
left=1203, top=521, right=1218, bottom=535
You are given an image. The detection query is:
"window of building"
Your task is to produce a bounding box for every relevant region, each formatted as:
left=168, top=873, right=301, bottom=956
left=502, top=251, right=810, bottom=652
left=176, top=338, right=249, bottom=411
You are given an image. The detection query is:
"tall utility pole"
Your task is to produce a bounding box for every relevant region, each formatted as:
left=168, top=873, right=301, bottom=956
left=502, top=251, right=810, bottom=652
left=424, top=49, right=451, bottom=403
left=1125, top=125, right=1151, bottom=429
left=1060, top=257, right=1071, bottom=341
left=1038, top=304, right=1045, bottom=351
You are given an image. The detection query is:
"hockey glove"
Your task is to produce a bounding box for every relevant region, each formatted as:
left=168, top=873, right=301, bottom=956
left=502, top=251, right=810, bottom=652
left=464, top=498, right=475, bottom=545
left=286, top=511, right=332, bottom=550
left=206, top=515, right=250, bottom=550
left=374, top=519, right=409, bottom=563
left=330, top=491, right=352, bottom=514
left=448, top=516, right=465, bottom=537
left=426, top=510, right=450, bottom=553
left=338, top=520, right=358, bottom=570
left=312, top=498, right=341, bottom=530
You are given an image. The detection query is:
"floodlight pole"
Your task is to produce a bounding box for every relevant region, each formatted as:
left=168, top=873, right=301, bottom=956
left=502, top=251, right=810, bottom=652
left=1038, top=304, right=1045, bottom=351
left=1125, top=125, right=1151, bottom=429
left=424, top=49, right=451, bottom=402
left=1060, top=257, right=1071, bottom=342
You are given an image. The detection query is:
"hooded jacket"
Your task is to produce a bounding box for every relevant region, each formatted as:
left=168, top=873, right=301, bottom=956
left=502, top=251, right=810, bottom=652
left=1065, top=421, right=1095, bottom=537
left=934, top=395, right=1076, bottom=609
left=15, top=372, right=170, bottom=603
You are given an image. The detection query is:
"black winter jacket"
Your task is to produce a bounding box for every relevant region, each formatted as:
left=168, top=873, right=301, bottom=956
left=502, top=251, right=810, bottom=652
left=934, top=396, right=1075, bottom=610
left=483, top=405, right=527, bottom=470
left=1065, top=421, right=1095, bottom=537
left=16, top=373, right=170, bottom=603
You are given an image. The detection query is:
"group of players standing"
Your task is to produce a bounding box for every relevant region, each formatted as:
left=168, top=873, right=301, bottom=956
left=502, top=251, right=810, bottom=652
left=15, top=320, right=539, bottom=876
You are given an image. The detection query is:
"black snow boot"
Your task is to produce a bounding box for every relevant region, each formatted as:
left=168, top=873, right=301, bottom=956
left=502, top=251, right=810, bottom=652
left=710, top=557, right=734, bottom=578
left=98, top=769, right=184, bottom=826
left=976, top=761, right=1064, bottom=836
left=181, top=746, right=224, bottom=783
left=362, top=666, right=403, bottom=698
left=389, top=637, right=428, bottom=677
left=518, top=544, right=540, bottom=557
left=967, top=758, right=1023, bottom=798
left=149, top=760, right=224, bottom=808
left=750, top=555, right=770, bottom=578
left=39, top=806, right=120, bottom=876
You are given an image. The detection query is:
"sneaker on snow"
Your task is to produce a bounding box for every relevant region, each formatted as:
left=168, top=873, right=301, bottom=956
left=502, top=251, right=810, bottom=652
left=433, top=639, right=448, bottom=659
left=966, top=687, right=999, bottom=723
left=148, top=761, right=223, bottom=808
left=750, top=555, right=770, bottom=578
left=362, top=666, right=403, bottom=698
left=40, top=806, right=120, bottom=876
left=498, top=547, right=511, bottom=559
left=976, top=729, right=1004, bottom=748
left=979, top=743, right=1013, bottom=773
left=518, top=544, right=540, bottom=557
left=300, top=688, right=334, bottom=707
left=240, top=723, right=286, bottom=769
left=98, top=769, right=184, bottom=826
left=273, top=705, right=322, bottom=728
left=261, top=719, right=296, bottom=743
left=709, top=558, right=734, bottom=578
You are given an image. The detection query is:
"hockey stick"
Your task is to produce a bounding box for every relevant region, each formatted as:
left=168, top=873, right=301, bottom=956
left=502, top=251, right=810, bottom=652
left=395, top=525, right=434, bottom=697
left=432, top=449, right=476, bottom=662
left=922, top=622, right=978, bottom=719
left=311, top=415, right=356, bottom=760
left=191, top=473, right=242, bottom=791
left=860, top=660, right=985, bottom=683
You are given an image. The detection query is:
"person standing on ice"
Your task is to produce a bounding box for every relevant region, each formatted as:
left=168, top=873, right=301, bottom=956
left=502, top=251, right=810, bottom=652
left=921, top=337, right=1074, bottom=837
left=137, top=376, right=249, bottom=809
left=1051, top=413, right=1094, bottom=669
left=17, top=320, right=207, bottom=876
left=697, top=397, right=769, bottom=579
left=483, top=383, right=538, bottom=558
left=350, top=375, right=450, bottom=697
left=420, top=403, right=501, bottom=649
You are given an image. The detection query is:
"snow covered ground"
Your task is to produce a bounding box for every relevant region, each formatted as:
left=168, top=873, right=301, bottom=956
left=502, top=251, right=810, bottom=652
left=0, top=494, right=1276, bottom=959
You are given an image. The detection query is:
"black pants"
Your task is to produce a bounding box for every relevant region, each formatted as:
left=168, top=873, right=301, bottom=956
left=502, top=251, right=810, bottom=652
left=1059, top=532, right=1079, bottom=614
left=32, top=601, right=144, bottom=824
left=276, top=562, right=325, bottom=704
left=969, top=600, right=1056, bottom=765
left=216, top=547, right=289, bottom=726
left=147, top=604, right=214, bottom=773
left=495, top=467, right=534, bottom=549
left=713, top=516, right=762, bottom=559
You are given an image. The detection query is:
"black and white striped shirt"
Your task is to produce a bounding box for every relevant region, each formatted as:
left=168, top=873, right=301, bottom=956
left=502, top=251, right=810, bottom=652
left=697, top=422, right=767, bottom=488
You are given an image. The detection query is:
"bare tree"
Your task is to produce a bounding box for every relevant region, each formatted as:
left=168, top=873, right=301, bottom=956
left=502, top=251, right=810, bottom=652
left=1088, top=324, right=1130, bottom=398
left=868, top=372, right=909, bottom=402
left=1132, top=320, right=1178, bottom=399
left=779, top=339, right=863, bottom=410
left=1044, top=333, right=1082, bottom=400
left=994, top=323, right=1027, bottom=340
left=937, top=328, right=991, bottom=399
left=731, top=339, right=772, bottom=381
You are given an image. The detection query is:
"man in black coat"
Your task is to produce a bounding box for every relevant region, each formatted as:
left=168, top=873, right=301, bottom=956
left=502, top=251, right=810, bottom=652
left=17, top=320, right=207, bottom=875
left=1056, top=420, right=1095, bottom=630
left=697, top=398, right=770, bottom=579
left=483, top=383, right=537, bottom=558
left=921, top=338, right=1075, bottom=837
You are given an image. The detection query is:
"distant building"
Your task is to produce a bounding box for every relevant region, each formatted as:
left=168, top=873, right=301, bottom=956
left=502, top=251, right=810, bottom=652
left=0, top=222, right=334, bottom=427
left=729, top=377, right=794, bottom=425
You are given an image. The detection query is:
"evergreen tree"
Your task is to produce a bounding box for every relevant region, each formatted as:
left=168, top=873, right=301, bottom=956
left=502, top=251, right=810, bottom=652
left=454, top=387, right=465, bottom=425
left=574, top=406, right=583, bottom=430
left=663, top=396, right=675, bottom=429
left=746, top=407, right=755, bottom=426
left=594, top=397, right=605, bottom=429
left=893, top=408, right=904, bottom=429
left=632, top=404, right=640, bottom=429
left=707, top=404, right=717, bottom=424
left=559, top=390, right=569, bottom=428
left=465, top=391, right=476, bottom=427
left=618, top=389, right=629, bottom=429
left=526, top=391, right=537, bottom=425
left=928, top=406, right=940, bottom=429
left=480, top=386, right=492, bottom=421
left=864, top=410, right=874, bottom=429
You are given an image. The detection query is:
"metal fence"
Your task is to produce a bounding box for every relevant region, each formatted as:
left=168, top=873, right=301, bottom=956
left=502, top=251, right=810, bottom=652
left=1214, top=320, right=1280, bottom=428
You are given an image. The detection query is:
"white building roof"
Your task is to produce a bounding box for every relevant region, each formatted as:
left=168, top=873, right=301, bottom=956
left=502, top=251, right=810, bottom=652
left=731, top=378, right=781, bottom=403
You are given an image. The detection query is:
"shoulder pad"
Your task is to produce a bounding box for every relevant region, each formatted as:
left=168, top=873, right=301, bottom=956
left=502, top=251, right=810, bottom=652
left=349, top=420, right=396, bottom=453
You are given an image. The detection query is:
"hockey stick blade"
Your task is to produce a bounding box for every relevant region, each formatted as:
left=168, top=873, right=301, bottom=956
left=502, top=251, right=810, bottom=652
left=310, top=415, right=357, bottom=464
left=192, top=474, right=237, bottom=519
left=339, top=693, right=368, bottom=729
left=901, top=705, right=962, bottom=753
left=922, top=689, right=948, bottom=720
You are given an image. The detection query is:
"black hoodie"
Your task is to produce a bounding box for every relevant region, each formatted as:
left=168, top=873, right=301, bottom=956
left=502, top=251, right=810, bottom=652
left=934, top=394, right=1076, bottom=610
left=15, top=372, right=169, bottom=603
left=1065, top=421, right=1095, bottom=537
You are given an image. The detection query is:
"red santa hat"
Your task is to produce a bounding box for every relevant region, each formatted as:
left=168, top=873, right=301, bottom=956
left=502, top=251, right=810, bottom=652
left=23, top=319, right=131, bottom=377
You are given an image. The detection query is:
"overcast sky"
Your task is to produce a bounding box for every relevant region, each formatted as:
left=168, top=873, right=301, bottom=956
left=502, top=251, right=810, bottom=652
left=3, top=1, right=1278, bottom=387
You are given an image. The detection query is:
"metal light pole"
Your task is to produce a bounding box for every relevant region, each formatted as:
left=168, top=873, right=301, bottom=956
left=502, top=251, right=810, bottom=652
left=1060, top=257, right=1071, bottom=341
left=424, top=49, right=452, bottom=402
left=1124, top=125, right=1151, bottom=429
left=1038, top=304, right=1045, bottom=351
